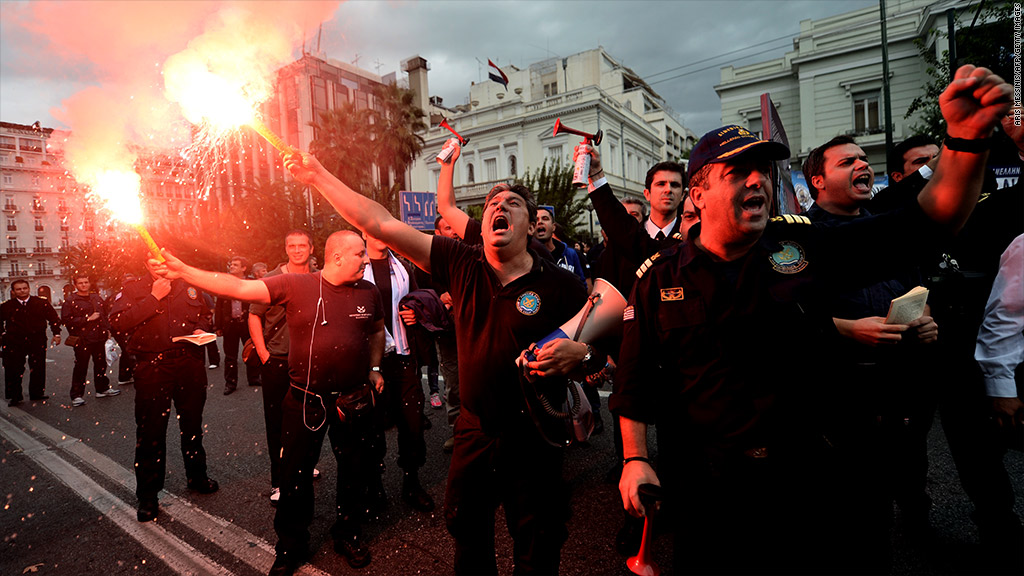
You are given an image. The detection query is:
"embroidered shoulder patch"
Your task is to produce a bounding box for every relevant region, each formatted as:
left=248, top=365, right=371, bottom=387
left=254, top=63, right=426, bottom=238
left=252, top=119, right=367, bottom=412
left=516, top=291, right=541, bottom=316
left=623, top=306, right=635, bottom=321
left=186, top=287, right=198, bottom=300
left=769, top=240, right=808, bottom=274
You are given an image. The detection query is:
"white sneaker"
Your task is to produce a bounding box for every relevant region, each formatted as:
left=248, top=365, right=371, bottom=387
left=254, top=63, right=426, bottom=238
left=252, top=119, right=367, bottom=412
left=313, top=468, right=321, bottom=480
left=269, top=487, right=280, bottom=507
left=72, top=397, right=85, bottom=407
left=96, top=388, right=121, bottom=398
left=208, top=364, right=218, bottom=369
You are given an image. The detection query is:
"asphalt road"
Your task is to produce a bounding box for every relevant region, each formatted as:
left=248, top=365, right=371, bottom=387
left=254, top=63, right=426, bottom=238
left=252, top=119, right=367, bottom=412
left=1, top=341, right=1022, bottom=576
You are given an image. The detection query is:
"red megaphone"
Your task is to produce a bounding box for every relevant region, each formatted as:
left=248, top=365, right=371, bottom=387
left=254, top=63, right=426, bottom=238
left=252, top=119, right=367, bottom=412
left=627, top=483, right=663, bottom=576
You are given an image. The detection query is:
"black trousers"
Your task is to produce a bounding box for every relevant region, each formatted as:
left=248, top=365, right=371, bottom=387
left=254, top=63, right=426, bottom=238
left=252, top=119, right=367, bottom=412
left=3, top=335, right=47, bottom=401
left=133, top=350, right=209, bottom=501
left=444, top=410, right=568, bottom=575
left=260, top=356, right=289, bottom=488
left=113, top=333, right=135, bottom=383
left=437, top=333, right=460, bottom=427
left=222, top=319, right=251, bottom=388
left=70, top=340, right=110, bottom=399
left=374, top=353, right=426, bottom=473
left=274, top=388, right=373, bottom=555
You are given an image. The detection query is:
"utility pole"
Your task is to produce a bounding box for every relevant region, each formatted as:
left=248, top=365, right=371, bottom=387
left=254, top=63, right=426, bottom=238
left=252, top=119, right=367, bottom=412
left=879, top=0, right=894, bottom=175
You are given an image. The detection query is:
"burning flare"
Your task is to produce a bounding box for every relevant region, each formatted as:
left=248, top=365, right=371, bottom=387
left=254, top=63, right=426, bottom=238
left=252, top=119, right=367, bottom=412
left=89, top=170, right=165, bottom=262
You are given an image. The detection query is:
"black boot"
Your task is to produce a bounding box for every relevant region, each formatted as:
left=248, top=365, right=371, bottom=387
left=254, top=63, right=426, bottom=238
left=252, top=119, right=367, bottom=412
left=401, top=470, right=435, bottom=512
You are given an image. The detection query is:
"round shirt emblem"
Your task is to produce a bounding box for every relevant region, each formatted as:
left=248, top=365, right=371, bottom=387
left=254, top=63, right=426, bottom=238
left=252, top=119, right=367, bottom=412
left=516, top=291, right=541, bottom=315
left=186, top=287, right=198, bottom=300
left=769, top=240, right=808, bottom=274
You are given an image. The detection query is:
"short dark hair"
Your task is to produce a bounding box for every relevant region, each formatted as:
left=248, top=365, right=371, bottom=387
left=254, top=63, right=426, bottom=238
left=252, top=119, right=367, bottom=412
left=11, top=279, right=28, bottom=290
left=434, top=215, right=445, bottom=229
left=484, top=182, right=538, bottom=223
left=803, top=135, right=858, bottom=200
left=284, top=229, right=313, bottom=245
left=888, top=134, right=938, bottom=177
left=688, top=163, right=714, bottom=192
left=645, top=161, right=687, bottom=190
left=72, top=272, right=90, bottom=283
left=229, top=256, right=249, bottom=271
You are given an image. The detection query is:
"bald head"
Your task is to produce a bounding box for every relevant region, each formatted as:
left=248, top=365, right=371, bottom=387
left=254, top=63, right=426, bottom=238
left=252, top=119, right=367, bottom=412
left=325, top=230, right=363, bottom=258
left=323, top=230, right=368, bottom=285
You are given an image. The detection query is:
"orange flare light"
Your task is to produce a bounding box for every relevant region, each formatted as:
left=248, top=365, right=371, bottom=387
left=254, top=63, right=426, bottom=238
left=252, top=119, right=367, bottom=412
left=90, top=170, right=164, bottom=262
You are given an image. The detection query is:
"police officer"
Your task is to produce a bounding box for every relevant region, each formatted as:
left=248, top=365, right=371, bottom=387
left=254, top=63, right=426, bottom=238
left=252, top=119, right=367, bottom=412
left=609, top=65, right=1011, bottom=574
left=109, top=258, right=219, bottom=522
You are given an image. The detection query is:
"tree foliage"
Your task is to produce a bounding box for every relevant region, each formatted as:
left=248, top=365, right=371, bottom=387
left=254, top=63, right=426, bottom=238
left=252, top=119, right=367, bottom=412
left=517, top=159, right=589, bottom=243
left=308, top=83, right=426, bottom=218
left=905, top=3, right=1013, bottom=140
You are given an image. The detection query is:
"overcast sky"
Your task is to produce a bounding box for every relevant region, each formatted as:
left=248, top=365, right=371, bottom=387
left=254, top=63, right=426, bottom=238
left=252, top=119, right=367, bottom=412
left=1, top=0, right=876, bottom=139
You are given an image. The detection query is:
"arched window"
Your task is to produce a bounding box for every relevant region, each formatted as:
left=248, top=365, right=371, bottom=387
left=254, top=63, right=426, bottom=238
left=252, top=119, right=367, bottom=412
left=508, top=155, right=517, bottom=177
left=467, top=163, right=475, bottom=184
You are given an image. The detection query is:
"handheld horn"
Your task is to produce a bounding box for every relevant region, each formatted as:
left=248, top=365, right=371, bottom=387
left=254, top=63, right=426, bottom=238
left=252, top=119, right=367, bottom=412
left=552, top=118, right=603, bottom=145
left=627, top=483, right=664, bottom=576
left=439, top=117, right=470, bottom=145
left=553, top=118, right=604, bottom=188
left=437, top=117, right=471, bottom=163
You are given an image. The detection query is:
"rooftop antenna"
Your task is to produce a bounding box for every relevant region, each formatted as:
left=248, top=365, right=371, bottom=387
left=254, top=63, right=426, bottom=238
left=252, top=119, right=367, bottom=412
left=316, top=24, right=322, bottom=55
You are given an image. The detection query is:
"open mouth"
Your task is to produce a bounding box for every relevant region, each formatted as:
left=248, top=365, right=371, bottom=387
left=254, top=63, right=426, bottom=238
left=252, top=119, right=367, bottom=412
left=493, top=215, right=510, bottom=231
left=742, top=196, right=766, bottom=210
left=853, top=173, right=873, bottom=192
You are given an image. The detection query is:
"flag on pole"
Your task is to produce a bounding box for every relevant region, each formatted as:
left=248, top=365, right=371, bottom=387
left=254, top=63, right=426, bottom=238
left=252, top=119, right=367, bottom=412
left=488, top=59, right=509, bottom=91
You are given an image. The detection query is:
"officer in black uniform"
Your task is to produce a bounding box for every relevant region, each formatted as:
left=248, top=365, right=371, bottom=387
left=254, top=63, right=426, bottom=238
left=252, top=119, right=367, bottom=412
left=610, top=65, right=1011, bottom=575
left=109, top=258, right=218, bottom=522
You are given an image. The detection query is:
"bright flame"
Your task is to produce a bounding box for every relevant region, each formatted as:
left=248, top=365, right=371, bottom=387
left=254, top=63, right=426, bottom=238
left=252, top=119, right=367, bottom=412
left=91, top=170, right=144, bottom=225
left=163, top=50, right=258, bottom=133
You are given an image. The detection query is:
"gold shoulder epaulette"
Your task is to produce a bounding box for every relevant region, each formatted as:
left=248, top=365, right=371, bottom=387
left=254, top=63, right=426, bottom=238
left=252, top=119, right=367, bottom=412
left=670, top=232, right=686, bottom=241
left=635, top=251, right=663, bottom=278
left=770, top=214, right=811, bottom=225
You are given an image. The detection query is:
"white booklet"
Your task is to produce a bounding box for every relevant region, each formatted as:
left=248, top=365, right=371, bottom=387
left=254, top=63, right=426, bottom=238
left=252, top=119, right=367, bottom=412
left=884, top=286, right=929, bottom=325
left=171, top=332, right=217, bottom=346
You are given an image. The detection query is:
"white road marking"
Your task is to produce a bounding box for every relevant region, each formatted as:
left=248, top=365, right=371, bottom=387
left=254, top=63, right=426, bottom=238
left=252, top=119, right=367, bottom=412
left=0, top=407, right=331, bottom=576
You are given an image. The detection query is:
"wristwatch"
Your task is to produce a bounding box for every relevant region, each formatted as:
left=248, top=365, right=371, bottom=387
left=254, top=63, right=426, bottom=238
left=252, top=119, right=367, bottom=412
left=581, top=343, right=595, bottom=367
left=370, top=366, right=381, bottom=373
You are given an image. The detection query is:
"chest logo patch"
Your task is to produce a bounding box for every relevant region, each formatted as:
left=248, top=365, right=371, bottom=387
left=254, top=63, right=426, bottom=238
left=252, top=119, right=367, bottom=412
left=769, top=240, right=808, bottom=274
left=660, top=287, right=685, bottom=301
left=516, top=291, right=541, bottom=316
left=186, top=287, right=198, bottom=300
left=357, top=306, right=366, bottom=314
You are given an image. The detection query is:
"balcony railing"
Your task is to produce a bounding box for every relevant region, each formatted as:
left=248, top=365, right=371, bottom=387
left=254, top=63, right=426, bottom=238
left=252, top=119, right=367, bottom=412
left=3, top=204, right=17, bottom=213
left=6, top=247, right=26, bottom=254
left=8, top=270, right=29, bottom=277
left=34, top=269, right=54, bottom=276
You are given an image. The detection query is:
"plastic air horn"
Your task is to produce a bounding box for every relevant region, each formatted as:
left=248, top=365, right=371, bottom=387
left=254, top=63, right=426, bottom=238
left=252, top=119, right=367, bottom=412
left=553, top=118, right=603, bottom=188
left=437, top=118, right=471, bottom=163
left=627, top=483, right=664, bottom=576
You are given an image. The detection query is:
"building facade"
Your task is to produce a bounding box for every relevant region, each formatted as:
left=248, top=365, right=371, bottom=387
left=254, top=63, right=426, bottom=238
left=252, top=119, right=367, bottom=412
left=406, top=47, right=695, bottom=227
left=716, top=0, right=970, bottom=173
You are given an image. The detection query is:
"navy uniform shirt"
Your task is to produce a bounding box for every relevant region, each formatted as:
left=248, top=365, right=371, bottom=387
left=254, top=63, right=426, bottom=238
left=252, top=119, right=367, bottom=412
left=109, top=275, right=212, bottom=355
left=610, top=203, right=944, bottom=472
left=430, top=235, right=588, bottom=435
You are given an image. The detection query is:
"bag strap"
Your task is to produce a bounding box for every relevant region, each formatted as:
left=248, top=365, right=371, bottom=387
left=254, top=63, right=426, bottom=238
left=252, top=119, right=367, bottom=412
left=571, top=292, right=601, bottom=342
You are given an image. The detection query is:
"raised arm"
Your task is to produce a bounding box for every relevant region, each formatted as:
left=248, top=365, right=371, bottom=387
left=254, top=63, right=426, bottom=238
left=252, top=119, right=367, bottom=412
left=436, top=138, right=471, bottom=240
left=156, top=251, right=271, bottom=305
left=918, top=65, right=1012, bottom=231
left=284, top=152, right=432, bottom=273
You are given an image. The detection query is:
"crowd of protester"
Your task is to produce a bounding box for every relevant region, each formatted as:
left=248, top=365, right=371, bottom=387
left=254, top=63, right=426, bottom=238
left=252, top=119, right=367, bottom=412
left=1, top=64, right=1021, bottom=576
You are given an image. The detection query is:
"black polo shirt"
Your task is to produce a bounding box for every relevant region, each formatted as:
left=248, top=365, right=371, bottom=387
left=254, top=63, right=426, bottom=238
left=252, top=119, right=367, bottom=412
left=430, top=235, right=588, bottom=435
left=610, top=203, right=944, bottom=471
